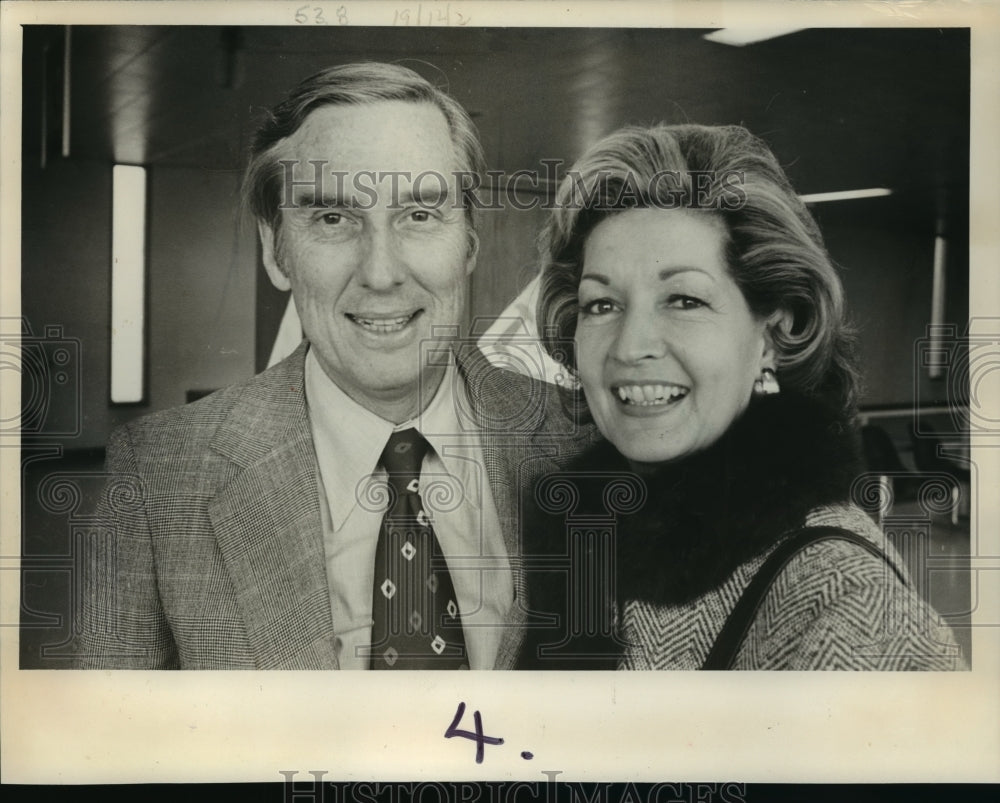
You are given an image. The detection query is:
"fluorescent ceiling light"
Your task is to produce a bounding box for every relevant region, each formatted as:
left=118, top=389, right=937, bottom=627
left=111, top=164, right=147, bottom=404
left=797, top=188, right=893, bottom=204
left=703, top=27, right=805, bottom=46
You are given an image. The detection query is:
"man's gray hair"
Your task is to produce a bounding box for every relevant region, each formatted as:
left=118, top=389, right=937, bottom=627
left=242, top=61, right=486, bottom=232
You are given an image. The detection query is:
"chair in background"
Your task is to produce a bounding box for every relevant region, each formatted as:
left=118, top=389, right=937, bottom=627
left=859, top=422, right=963, bottom=526
left=860, top=424, right=921, bottom=517
left=909, top=423, right=969, bottom=524
left=909, top=423, right=970, bottom=481
left=856, top=425, right=964, bottom=616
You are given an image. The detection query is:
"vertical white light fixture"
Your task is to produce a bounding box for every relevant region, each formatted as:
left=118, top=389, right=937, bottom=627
left=62, top=26, right=72, bottom=158
left=110, top=164, right=147, bottom=403
left=928, top=233, right=947, bottom=380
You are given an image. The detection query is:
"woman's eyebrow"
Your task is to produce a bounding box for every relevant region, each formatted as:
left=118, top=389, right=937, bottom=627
left=657, top=266, right=712, bottom=281
left=580, top=267, right=713, bottom=284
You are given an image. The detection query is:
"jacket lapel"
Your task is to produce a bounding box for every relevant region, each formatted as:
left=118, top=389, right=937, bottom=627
left=207, top=344, right=338, bottom=669
left=457, top=345, right=598, bottom=669
left=203, top=343, right=594, bottom=670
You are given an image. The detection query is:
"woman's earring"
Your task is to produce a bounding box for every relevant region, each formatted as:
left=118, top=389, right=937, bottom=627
left=753, top=368, right=780, bottom=396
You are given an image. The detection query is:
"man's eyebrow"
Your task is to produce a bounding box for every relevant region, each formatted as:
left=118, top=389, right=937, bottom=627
left=399, top=184, right=450, bottom=204
left=291, top=190, right=348, bottom=208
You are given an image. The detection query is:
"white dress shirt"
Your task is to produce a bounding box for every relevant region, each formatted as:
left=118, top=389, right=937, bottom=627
left=304, top=346, right=513, bottom=669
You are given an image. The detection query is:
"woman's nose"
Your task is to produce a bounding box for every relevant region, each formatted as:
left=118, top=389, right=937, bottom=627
left=609, top=307, right=668, bottom=363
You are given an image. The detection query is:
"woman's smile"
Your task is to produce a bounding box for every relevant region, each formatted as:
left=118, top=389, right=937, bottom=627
left=612, top=382, right=690, bottom=407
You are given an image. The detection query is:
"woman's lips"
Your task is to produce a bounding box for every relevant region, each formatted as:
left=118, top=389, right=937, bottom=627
left=612, top=382, right=689, bottom=407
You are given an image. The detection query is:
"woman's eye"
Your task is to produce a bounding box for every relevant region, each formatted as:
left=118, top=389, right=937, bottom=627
left=668, top=294, right=705, bottom=310
left=580, top=298, right=618, bottom=315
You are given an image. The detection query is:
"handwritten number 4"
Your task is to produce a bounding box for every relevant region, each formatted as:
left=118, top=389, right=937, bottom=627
left=444, top=702, right=504, bottom=764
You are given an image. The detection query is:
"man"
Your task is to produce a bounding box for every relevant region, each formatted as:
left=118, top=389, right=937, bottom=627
left=74, top=62, right=593, bottom=670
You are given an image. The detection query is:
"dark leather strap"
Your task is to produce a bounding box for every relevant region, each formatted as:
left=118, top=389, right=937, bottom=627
left=700, top=525, right=906, bottom=670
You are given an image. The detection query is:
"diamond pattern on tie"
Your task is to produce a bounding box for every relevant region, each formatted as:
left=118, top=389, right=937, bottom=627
left=369, top=428, right=468, bottom=669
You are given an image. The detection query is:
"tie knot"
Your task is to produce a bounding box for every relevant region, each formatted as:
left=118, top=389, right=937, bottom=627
left=381, top=428, right=429, bottom=478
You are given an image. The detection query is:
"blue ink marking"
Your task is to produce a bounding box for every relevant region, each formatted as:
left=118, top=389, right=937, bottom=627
left=444, top=701, right=504, bottom=764
left=521, top=751, right=534, bottom=760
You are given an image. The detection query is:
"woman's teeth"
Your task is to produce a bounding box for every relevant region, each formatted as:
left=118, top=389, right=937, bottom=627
left=615, top=384, right=688, bottom=406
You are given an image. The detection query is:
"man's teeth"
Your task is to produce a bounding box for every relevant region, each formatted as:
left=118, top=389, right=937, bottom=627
left=350, top=314, right=413, bottom=333
left=615, top=384, right=688, bottom=405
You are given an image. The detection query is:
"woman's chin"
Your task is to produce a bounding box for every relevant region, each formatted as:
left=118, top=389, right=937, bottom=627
left=612, top=436, right=690, bottom=468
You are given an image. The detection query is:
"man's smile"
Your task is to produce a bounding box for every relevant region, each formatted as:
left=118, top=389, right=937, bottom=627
left=345, top=309, right=423, bottom=334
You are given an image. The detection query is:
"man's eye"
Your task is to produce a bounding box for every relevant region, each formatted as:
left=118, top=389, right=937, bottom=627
left=668, top=295, right=705, bottom=310
left=319, top=212, right=343, bottom=225
left=580, top=299, right=617, bottom=315
left=409, top=209, right=432, bottom=222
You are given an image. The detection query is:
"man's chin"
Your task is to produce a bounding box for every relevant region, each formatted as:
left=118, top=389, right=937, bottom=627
left=337, top=360, right=449, bottom=410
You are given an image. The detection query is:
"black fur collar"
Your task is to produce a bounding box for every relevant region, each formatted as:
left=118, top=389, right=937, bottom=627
left=524, top=391, right=863, bottom=608
left=517, top=392, right=863, bottom=669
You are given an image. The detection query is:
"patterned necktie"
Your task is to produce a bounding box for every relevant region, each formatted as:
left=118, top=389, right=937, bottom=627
left=369, top=428, right=468, bottom=669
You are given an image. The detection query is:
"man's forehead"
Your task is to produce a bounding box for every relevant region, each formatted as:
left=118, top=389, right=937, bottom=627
left=279, top=99, right=461, bottom=173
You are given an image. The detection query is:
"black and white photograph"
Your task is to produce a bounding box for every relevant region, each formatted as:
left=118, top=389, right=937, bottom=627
left=2, top=0, right=998, bottom=790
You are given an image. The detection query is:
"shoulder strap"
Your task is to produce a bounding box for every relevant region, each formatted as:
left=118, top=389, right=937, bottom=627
left=700, top=525, right=906, bottom=670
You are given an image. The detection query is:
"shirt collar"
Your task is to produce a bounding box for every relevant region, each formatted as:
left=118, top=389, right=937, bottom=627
left=411, top=355, right=477, bottom=474
left=305, top=345, right=477, bottom=530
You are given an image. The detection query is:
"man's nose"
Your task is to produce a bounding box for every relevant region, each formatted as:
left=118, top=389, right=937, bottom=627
left=609, top=307, right=668, bottom=364
left=356, top=226, right=406, bottom=290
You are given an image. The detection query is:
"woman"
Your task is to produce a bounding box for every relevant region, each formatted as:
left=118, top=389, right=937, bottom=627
left=518, top=124, right=965, bottom=670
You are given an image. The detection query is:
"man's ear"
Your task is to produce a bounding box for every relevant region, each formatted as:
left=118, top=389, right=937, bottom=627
left=258, top=220, right=292, bottom=292
left=761, top=308, right=793, bottom=368
left=464, top=229, right=480, bottom=276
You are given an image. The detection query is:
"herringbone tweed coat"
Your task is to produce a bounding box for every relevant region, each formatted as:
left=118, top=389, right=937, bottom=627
left=74, top=342, right=598, bottom=669
left=517, top=392, right=966, bottom=670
